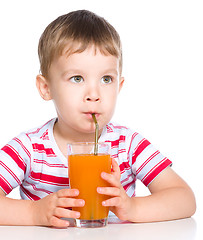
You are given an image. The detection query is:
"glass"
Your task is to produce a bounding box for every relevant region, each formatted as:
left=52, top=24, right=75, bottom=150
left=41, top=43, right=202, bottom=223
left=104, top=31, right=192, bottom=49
left=67, top=142, right=111, bottom=228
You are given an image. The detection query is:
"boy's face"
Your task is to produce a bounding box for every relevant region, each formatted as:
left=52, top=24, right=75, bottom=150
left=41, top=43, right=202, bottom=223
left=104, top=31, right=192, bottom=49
left=37, top=45, right=124, bottom=138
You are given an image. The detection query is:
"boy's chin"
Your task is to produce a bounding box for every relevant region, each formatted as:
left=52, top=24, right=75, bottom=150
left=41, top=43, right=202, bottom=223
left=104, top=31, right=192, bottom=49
left=79, top=125, right=101, bottom=136
left=76, top=124, right=93, bottom=133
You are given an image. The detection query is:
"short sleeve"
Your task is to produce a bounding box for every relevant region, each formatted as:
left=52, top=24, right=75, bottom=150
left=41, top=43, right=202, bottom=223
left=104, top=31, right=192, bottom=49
left=129, top=133, right=172, bottom=186
left=0, top=133, right=32, bottom=194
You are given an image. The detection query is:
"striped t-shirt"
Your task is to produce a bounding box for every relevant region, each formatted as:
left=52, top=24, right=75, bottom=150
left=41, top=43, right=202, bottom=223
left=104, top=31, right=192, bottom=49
left=0, top=118, right=172, bottom=200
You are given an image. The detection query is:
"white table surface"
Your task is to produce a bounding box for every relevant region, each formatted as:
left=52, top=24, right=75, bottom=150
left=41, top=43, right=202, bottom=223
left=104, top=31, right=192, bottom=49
left=0, top=216, right=200, bottom=240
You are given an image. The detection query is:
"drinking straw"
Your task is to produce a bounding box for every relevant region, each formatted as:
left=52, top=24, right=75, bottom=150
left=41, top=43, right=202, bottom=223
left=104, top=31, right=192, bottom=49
left=92, top=113, right=99, bottom=155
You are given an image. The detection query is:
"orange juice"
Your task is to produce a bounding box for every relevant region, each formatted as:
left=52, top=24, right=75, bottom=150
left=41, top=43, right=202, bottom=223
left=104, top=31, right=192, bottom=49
left=68, top=154, right=111, bottom=220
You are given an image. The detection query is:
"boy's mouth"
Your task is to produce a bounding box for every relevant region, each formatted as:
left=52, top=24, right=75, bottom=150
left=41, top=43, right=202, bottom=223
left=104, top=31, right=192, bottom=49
left=83, top=112, right=100, bottom=119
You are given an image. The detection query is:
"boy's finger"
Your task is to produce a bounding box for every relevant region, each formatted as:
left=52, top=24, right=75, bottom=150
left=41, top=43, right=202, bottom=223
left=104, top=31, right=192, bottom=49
left=54, top=207, right=81, bottom=220
left=101, top=172, right=121, bottom=188
left=97, top=186, right=120, bottom=196
left=111, top=158, right=121, bottom=179
left=56, top=189, right=79, bottom=198
left=57, top=198, right=85, bottom=208
left=49, top=215, right=70, bottom=228
left=101, top=196, right=121, bottom=207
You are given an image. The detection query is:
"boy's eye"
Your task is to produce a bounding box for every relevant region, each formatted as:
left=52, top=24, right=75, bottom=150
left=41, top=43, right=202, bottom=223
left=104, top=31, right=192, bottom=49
left=70, top=76, right=84, bottom=83
left=101, top=76, right=112, bottom=84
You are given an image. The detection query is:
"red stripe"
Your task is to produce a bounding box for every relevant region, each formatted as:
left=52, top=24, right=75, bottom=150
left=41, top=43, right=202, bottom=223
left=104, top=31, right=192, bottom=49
left=142, top=158, right=172, bottom=186
left=119, top=161, right=130, bottom=174
left=20, top=186, right=41, bottom=200
left=33, top=159, right=67, bottom=168
left=123, top=180, right=134, bottom=192
left=127, top=132, right=139, bottom=156
left=27, top=181, right=52, bottom=195
left=0, top=161, right=21, bottom=185
left=131, top=192, right=136, bottom=197
left=2, top=145, right=26, bottom=172
left=0, top=174, right=13, bottom=194
left=106, top=125, right=113, bottom=133
left=30, top=171, right=69, bottom=186
left=32, top=143, right=56, bottom=157
left=111, top=154, right=118, bottom=159
left=110, top=149, right=126, bottom=159
left=121, top=173, right=134, bottom=185
left=136, top=150, right=160, bottom=174
left=118, top=149, right=126, bottom=154
left=27, top=120, right=51, bottom=136
left=106, top=135, right=126, bottom=148
left=14, top=137, right=31, bottom=159
left=132, top=139, right=151, bottom=164
left=109, top=123, right=128, bottom=129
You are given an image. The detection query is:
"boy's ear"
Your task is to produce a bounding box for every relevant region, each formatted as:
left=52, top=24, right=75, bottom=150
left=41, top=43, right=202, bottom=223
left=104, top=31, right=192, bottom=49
left=36, top=75, right=52, bottom=101
left=119, top=77, right=125, bottom=92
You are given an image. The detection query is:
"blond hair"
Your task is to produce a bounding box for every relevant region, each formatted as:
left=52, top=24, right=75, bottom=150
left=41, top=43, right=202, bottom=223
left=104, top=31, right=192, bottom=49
left=38, top=10, right=122, bottom=78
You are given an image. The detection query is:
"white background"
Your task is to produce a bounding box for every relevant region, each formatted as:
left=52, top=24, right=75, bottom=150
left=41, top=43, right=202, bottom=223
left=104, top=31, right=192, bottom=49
left=0, top=0, right=202, bottom=233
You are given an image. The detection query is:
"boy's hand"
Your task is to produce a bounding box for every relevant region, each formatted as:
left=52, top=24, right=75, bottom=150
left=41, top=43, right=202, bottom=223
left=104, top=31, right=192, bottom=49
left=97, top=158, right=132, bottom=221
left=32, top=188, right=85, bottom=228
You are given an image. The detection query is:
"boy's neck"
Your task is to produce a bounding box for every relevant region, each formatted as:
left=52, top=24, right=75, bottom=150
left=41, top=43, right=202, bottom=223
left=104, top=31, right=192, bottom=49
left=53, top=119, right=104, bottom=158
left=53, top=118, right=102, bottom=144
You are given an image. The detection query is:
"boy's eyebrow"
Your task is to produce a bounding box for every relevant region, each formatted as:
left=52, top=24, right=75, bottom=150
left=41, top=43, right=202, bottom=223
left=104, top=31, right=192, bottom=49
left=61, top=69, right=83, bottom=76
left=61, top=68, right=119, bottom=77
left=60, top=69, right=85, bottom=78
left=103, top=69, right=119, bottom=75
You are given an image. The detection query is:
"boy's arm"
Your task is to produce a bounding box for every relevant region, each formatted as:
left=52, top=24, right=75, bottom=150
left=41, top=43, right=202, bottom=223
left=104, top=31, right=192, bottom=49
left=130, top=167, right=196, bottom=222
left=98, top=159, right=196, bottom=222
left=0, top=188, right=84, bottom=227
left=0, top=189, right=35, bottom=225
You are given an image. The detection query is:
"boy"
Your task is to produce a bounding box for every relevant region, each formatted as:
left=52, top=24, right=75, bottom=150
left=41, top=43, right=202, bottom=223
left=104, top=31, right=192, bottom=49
left=0, top=10, right=196, bottom=228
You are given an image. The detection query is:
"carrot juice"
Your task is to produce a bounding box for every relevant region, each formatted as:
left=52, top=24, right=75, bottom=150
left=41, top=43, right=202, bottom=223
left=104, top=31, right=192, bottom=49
left=68, top=153, right=111, bottom=220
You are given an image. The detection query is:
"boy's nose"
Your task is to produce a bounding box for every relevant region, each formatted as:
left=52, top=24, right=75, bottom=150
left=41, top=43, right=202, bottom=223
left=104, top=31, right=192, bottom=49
left=84, top=85, right=100, bottom=102
left=85, top=95, right=100, bottom=102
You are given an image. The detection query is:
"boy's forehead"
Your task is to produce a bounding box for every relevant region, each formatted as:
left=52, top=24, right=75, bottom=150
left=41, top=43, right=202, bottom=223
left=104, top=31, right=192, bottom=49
left=46, top=43, right=121, bottom=78
left=56, top=44, right=120, bottom=70
left=62, top=43, right=116, bottom=59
